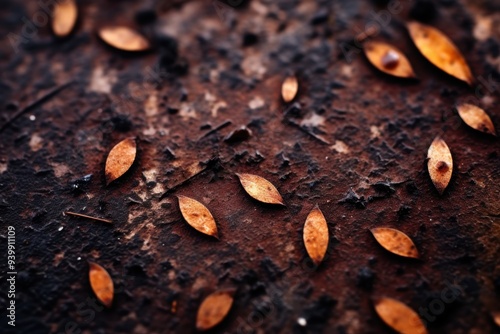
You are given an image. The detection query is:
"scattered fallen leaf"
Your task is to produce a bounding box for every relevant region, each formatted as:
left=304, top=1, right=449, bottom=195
left=407, top=22, right=473, bottom=85
left=492, top=311, right=500, bottom=327
left=88, top=262, right=114, bottom=308
left=236, top=173, right=284, bottom=205
left=281, top=76, right=298, bottom=103
left=105, top=137, right=137, bottom=185
left=178, top=195, right=218, bottom=238
left=364, top=41, right=416, bottom=78
left=374, top=297, right=428, bottom=334
left=98, top=26, right=150, bottom=51
left=457, top=103, right=496, bottom=136
left=196, top=289, right=235, bottom=331
left=370, top=227, right=419, bottom=259
left=52, top=0, right=77, bottom=37
left=427, top=137, right=453, bottom=195
left=303, top=205, right=329, bottom=265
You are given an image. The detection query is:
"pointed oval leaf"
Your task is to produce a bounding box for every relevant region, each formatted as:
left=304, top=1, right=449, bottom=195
left=364, top=41, right=416, bottom=78
left=427, top=137, right=453, bottom=195
left=196, top=289, right=235, bottom=331
left=52, top=0, right=77, bottom=37
left=407, top=22, right=473, bottom=85
left=178, top=195, right=218, bottom=238
left=457, top=103, right=496, bottom=136
left=370, top=227, right=419, bottom=259
left=105, top=137, right=137, bottom=185
left=281, top=76, right=298, bottom=103
left=374, top=297, right=428, bottom=334
left=236, top=173, right=284, bottom=205
left=303, top=205, right=329, bottom=265
left=98, top=26, right=150, bottom=51
left=88, top=262, right=114, bottom=308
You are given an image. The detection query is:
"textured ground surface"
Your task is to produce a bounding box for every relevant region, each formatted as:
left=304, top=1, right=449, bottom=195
left=0, top=0, right=499, bottom=333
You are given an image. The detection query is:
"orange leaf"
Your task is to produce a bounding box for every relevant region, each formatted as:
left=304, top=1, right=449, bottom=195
left=98, top=26, right=150, bottom=52
left=370, top=227, right=419, bottom=259
left=303, top=205, right=329, bottom=265
left=178, top=195, right=219, bottom=238
left=88, top=262, right=114, bottom=308
left=236, top=173, right=284, bottom=205
left=52, top=0, right=77, bottom=37
left=457, top=103, right=496, bottom=136
left=407, top=22, right=473, bottom=85
left=105, top=137, right=137, bottom=185
left=281, top=76, right=298, bottom=103
left=196, top=289, right=235, bottom=331
left=364, top=41, right=416, bottom=78
left=374, top=297, right=428, bottom=334
left=427, top=137, right=453, bottom=195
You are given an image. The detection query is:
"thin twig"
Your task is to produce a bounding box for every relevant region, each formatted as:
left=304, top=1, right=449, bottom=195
left=285, top=119, right=330, bottom=145
left=160, top=165, right=209, bottom=199
left=64, top=211, right=112, bottom=224
left=197, top=120, right=232, bottom=141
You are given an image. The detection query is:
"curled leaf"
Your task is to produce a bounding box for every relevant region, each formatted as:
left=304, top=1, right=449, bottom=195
left=88, top=262, right=114, bottom=308
left=52, top=0, right=77, bottom=37
left=457, top=103, right=496, bottom=136
left=196, top=289, right=235, bottom=331
left=364, top=41, right=416, bottom=78
left=427, top=137, right=453, bottom=195
left=236, top=173, right=284, bottom=205
left=374, top=297, right=428, bottom=334
left=178, top=195, right=218, bottom=238
left=98, top=26, right=150, bottom=51
left=105, top=137, right=137, bottom=185
left=370, top=227, right=419, bottom=259
left=407, top=22, right=473, bottom=85
left=303, top=205, right=329, bottom=265
left=281, top=76, right=298, bottom=103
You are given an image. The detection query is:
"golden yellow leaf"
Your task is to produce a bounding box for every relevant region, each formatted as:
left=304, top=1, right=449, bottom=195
left=457, top=103, right=496, bottom=136
left=177, top=195, right=219, bottom=239
left=236, top=173, right=284, bottom=205
left=88, top=262, right=114, bottom=308
left=427, top=137, right=453, bottom=195
left=374, top=297, right=428, bottom=334
left=98, top=26, right=150, bottom=51
left=303, top=205, right=329, bottom=265
left=196, top=289, right=235, bottom=331
left=281, top=76, right=298, bottom=103
left=407, top=22, right=473, bottom=85
left=370, top=227, right=419, bottom=259
left=52, top=0, right=77, bottom=37
left=364, top=41, right=416, bottom=78
left=105, top=137, right=137, bottom=185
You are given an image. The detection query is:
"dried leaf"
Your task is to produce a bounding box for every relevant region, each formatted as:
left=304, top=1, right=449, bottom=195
left=236, top=173, right=284, bottom=205
left=88, top=262, right=114, bottom=308
left=196, top=289, right=235, bottom=331
left=374, top=297, right=428, bottom=334
left=178, top=195, right=218, bottom=238
left=427, top=137, right=453, bottom=195
left=98, top=26, right=150, bottom=51
left=281, top=76, right=298, bottom=103
left=407, top=22, right=473, bottom=85
left=370, top=227, right=419, bottom=259
left=303, top=205, right=329, bottom=265
left=457, top=103, right=496, bottom=136
left=492, top=312, right=500, bottom=327
left=52, top=0, right=77, bottom=37
left=105, top=137, right=137, bottom=185
left=364, top=41, right=416, bottom=78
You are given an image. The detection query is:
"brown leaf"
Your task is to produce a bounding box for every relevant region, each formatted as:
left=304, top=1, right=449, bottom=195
left=98, top=26, right=150, bottom=51
left=52, top=0, right=77, bottom=37
left=427, top=136, right=453, bottom=195
left=281, top=76, right=298, bottom=103
left=374, top=297, right=428, bottom=334
left=105, top=137, right=137, bottom=185
left=492, top=312, right=500, bottom=327
left=88, top=262, right=114, bottom=308
left=236, top=173, right=284, bottom=205
left=370, top=227, right=419, bottom=259
left=303, top=205, right=329, bottom=265
left=364, top=41, right=416, bottom=78
left=178, top=195, right=219, bottom=238
left=457, top=103, right=496, bottom=136
left=407, top=22, right=473, bottom=85
left=196, top=289, right=235, bottom=331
